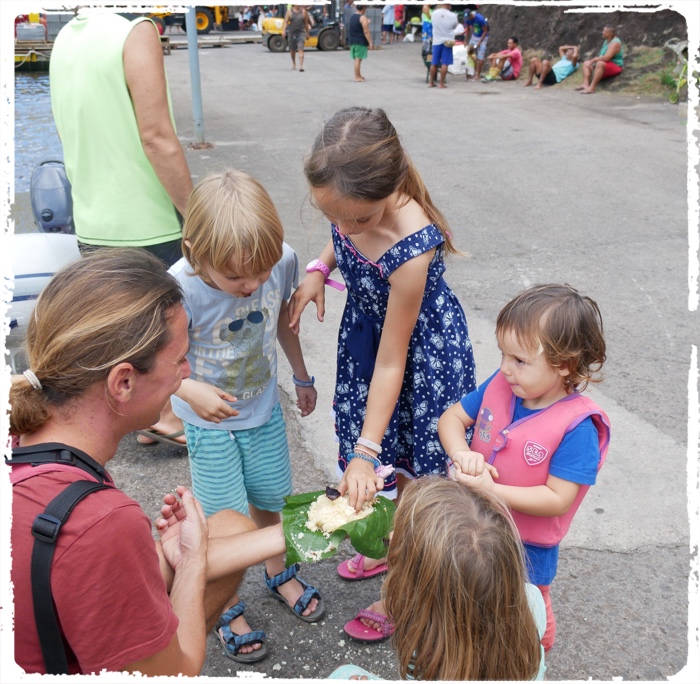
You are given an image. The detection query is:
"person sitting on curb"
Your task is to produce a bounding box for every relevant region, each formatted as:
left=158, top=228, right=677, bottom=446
left=524, top=45, right=579, bottom=89
left=576, top=25, right=623, bottom=94
left=482, top=36, right=522, bottom=82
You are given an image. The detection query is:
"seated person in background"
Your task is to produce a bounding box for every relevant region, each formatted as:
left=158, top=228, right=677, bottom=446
left=482, top=36, right=522, bottom=82
left=524, top=45, right=579, bottom=89
left=328, top=478, right=546, bottom=680
left=576, top=25, right=623, bottom=94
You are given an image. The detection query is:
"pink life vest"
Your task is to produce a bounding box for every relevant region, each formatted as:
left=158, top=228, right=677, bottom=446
left=469, top=371, right=610, bottom=547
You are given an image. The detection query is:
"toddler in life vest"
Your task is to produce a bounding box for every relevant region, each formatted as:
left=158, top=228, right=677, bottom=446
left=438, top=283, right=610, bottom=652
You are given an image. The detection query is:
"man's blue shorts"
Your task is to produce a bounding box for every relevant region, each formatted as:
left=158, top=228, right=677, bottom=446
left=431, top=43, right=454, bottom=67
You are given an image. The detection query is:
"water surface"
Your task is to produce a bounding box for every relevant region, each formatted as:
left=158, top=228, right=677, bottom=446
left=14, top=73, right=64, bottom=193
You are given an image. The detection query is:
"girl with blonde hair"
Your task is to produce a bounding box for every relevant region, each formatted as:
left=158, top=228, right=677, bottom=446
left=169, top=168, right=324, bottom=663
left=330, top=477, right=546, bottom=680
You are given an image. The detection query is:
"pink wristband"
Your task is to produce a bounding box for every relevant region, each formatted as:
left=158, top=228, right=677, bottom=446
left=306, top=259, right=346, bottom=291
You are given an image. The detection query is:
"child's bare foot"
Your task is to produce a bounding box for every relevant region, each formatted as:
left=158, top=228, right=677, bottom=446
left=438, top=83, right=447, bottom=88
left=272, top=576, right=320, bottom=617
left=346, top=555, right=385, bottom=575
left=575, top=84, right=586, bottom=91
left=523, top=81, right=532, bottom=87
left=226, top=613, right=263, bottom=655
left=359, top=600, right=388, bottom=631
left=534, top=84, right=543, bottom=90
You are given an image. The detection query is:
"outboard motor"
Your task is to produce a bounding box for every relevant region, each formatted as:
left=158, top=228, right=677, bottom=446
left=30, top=160, right=75, bottom=234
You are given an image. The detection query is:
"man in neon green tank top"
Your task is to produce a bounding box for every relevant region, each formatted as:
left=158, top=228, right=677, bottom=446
left=577, top=25, right=624, bottom=95
left=50, top=10, right=193, bottom=265
left=51, top=10, right=193, bottom=448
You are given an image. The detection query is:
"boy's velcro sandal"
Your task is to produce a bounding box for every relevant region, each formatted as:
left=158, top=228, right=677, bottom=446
left=264, top=563, right=326, bottom=623
left=215, top=600, right=268, bottom=663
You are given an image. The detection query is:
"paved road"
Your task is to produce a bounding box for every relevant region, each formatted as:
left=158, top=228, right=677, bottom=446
left=7, top=32, right=698, bottom=681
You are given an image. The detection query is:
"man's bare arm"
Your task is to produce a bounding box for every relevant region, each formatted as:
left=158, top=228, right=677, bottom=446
left=123, top=21, right=193, bottom=216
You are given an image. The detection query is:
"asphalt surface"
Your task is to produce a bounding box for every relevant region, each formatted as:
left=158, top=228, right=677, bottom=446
left=6, top=28, right=699, bottom=681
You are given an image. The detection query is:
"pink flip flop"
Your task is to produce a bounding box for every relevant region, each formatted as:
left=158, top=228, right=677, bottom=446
left=344, top=609, right=395, bottom=643
left=337, top=554, right=388, bottom=581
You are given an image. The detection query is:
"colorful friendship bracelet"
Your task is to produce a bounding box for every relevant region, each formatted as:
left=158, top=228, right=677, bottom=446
left=347, top=451, right=381, bottom=469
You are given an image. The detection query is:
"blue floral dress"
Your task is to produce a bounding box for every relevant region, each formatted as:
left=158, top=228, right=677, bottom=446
left=332, top=223, right=476, bottom=496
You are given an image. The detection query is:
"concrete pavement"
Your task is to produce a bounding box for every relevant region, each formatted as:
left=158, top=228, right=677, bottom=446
left=7, top=30, right=698, bottom=681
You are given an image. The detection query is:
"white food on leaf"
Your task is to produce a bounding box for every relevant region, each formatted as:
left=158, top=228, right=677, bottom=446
left=305, top=493, right=375, bottom=534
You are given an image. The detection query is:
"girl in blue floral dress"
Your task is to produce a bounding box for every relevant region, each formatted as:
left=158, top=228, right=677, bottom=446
left=289, top=106, right=476, bottom=642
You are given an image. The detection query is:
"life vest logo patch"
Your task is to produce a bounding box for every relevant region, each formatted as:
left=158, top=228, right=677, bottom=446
left=523, top=441, right=548, bottom=465
left=477, top=406, right=494, bottom=443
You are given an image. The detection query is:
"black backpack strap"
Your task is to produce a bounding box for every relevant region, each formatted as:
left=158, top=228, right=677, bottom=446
left=31, top=480, right=110, bottom=674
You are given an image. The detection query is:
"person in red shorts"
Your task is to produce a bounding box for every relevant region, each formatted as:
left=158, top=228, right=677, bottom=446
left=576, top=25, right=624, bottom=94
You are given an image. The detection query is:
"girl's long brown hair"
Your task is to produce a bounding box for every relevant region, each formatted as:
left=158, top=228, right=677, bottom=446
left=384, top=477, right=542, bottom=680
left=304, top=107, right=459, bottom=255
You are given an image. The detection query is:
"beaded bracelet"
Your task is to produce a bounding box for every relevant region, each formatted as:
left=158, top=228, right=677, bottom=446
left=292, top=375, right=315, bottom=387
left=347, top=451, right=381, bottom=469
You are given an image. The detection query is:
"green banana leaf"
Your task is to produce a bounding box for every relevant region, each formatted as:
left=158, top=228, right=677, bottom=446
left=282, top=490, right=395, bottom=566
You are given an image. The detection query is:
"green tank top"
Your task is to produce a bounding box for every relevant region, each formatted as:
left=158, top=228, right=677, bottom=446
left=599, top=37, right=623, bottom=67
left=50, top=12, right=182, bottom=246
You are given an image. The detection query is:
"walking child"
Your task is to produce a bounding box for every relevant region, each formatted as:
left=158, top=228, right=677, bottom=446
left=348, top=4, right=372, bottom=81
left=289, top=106, right=476, bottom=641
left=170, top=169, right=324, bottom=663
left=438, top=283, right=610, bottom=652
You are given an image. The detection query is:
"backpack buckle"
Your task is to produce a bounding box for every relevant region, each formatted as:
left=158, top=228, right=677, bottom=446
left=32, top=513, right=62, bottom=543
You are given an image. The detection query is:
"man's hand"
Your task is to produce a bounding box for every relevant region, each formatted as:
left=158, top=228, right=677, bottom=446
left=155, top=486, right=208, bottom=571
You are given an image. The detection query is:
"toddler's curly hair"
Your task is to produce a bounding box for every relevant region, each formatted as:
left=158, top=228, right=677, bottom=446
left=496, top=283, right=606, bottom=392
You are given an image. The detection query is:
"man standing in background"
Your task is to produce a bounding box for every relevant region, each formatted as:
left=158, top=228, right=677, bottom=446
left=51, top=9, right=192, bottom=446
left=429, top=3, right=458, bottom=88
left=464, top=8, right=489, bottom=81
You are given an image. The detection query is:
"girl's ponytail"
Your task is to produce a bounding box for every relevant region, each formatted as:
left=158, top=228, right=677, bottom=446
left=400, top=158, right=461, bottom=257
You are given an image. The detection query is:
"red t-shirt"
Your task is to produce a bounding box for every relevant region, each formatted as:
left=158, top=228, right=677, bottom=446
left=11, top=463, right=178, bottom=674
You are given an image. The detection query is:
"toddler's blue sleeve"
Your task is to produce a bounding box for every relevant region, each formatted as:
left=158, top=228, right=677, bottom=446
left=460, top=370, right=499, bottom=419
left=548, top=417, right=601, bottom=485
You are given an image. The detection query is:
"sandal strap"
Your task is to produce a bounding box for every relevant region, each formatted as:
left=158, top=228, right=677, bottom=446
left=264, top=562, right=300, bottom=589
left=293, top=579, right=321, bottom=616
left=219, top=623, right=266, bottom=653
left=216, top=599, right=246, bottom=630
left=357, top=609, right=394, bottom=637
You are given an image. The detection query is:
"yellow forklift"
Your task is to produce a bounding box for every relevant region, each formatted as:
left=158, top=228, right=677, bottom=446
left=261, top=4, right=340, bottom=52
left=148, top=6, right=236, bottom=35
